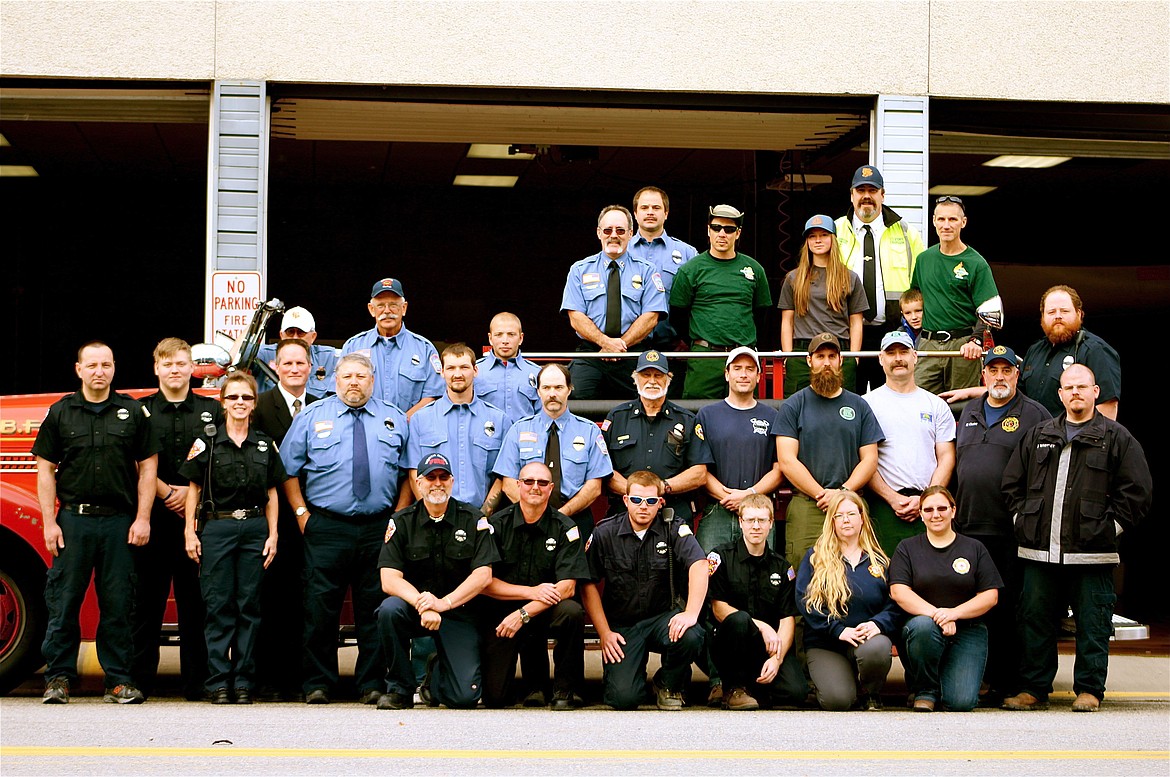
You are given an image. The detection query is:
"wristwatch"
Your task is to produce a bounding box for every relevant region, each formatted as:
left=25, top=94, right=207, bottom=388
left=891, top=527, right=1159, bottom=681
left=295, top=506, right=309, bottom=518
left=518, top=608, right=531, bottom=625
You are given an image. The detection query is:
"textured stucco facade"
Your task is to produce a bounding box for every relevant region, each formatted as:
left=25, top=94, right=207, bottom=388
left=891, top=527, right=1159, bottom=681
left=3, top=0, right=1167, bottom=104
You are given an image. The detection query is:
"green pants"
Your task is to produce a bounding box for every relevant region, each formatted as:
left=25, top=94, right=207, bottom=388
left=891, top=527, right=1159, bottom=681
left=783, top=493, right=827, bottom=570
left=866, top=494, right=925, bottom=560
left=914, top=338, right=981, bottom=394
left=681, top=344, right=729, bottom=400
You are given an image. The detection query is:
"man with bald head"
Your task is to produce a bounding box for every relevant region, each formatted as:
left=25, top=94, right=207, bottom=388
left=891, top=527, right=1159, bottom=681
left=475, top=312, right=541, bottom=424
left=1001, top=364, right=1151, bottom=713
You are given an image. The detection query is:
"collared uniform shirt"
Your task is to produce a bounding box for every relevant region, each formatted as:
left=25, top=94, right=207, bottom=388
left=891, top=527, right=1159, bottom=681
left=474, top=352, right=541, bottom=425
left=707, top=538, right=798, bottom=627
left=628, top=231, right=698, bottom=342
left=31, top=392, right=160, bottom=512
left=379, top=499, right=500, bottom=614
left=280, top=395, right=408, bottom=515
left=586, top=513, right=705, bottom=626
left=406, top=395, right=511, bottom=506
left=141, top=390, right=223, bottom=488
left=559, top=251, right=668, bottom=337
left=1019, top=328, right=1122, bottom=418
left=342, top=325, right=445, bottom=412
left=602, top=399, right=712, bottom=482
left=487, top=503, right=589, bottom=587
left=492, top=411, right=613, bottom=501
left=179, top=426, right=286, bottom=511
left=257, top=342, right=340, bottom=397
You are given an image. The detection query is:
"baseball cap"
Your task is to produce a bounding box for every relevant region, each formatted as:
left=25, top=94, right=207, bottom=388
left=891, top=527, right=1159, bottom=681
left=635, top=350, right=670, bottom=374
left=281, top=306, right=316, bottom=333
left=880, top=330, right=916, bottom=351
left=370, top=278, right=405, bottom=299
left=725, top=346, right=761, bottom=369
left=417, top=452, right=453, bottom=477
left=851, top=165, right=885, bottom=189
left=803, top=214, right=836, bottom=237
left=807, top=332, right=841, bottom=354
left=708, top=204, right=745, bottom=223
left=983, top=345, right=1019, bottom=367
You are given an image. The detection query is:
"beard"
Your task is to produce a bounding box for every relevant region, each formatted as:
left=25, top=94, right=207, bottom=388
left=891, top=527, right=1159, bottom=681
left=638, top=382, right=668, bottom=401
left=1044, top=320, right=1079, bottom=346
left=809, top=365, right=845, bottom=397
left=988, top=384, right=1013, bottom=401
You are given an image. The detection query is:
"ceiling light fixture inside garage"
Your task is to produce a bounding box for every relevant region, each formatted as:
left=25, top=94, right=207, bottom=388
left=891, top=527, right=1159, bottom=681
left=982, top=155, right=1071, bottom=168
left=466, top=144, right=535, bottom=160
left=453, top=175, right=519, bottom=188
left=928, top=185, right=997, bottom=196
left=0, top=165, right=39, bottom=177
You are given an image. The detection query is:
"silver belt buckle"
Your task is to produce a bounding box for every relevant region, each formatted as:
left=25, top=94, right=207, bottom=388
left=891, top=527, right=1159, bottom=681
left=76, top=504, right=93, bottom=515
left=935, top=330, right=952, bottom=342
left=231, top=509, right=248, bottom=520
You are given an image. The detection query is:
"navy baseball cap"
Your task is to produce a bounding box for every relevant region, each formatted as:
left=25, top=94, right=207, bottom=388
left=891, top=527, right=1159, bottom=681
left=635, top=350, right=670, bottom=374
left=880, top=330, right=916, bottom=351
left=983, top=345, right=1019, bottom=367
left=417, top=452, right=452, bottom=477
left=803, top=214, right=836, bottom=237
left=851, top=165, right=885, bottom=189
left=370, top=277, right=405, bottom=299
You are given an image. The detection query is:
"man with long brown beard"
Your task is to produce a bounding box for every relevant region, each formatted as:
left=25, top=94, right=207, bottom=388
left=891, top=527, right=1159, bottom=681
left=776, top=332, right=885, bottom=570
left=942, top=285, right=1121, bottom=420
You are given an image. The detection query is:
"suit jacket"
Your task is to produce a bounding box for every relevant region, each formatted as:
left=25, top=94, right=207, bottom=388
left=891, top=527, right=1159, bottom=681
left=254, top=388, right=319, bottom=446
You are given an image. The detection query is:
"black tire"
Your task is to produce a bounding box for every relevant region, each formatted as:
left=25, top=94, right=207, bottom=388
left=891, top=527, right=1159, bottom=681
left=0, top=545, right=48, bottom=695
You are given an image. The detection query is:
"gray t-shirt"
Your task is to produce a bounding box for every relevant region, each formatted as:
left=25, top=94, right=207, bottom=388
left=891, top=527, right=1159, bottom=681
left=777, top=266, right=869, bottom=341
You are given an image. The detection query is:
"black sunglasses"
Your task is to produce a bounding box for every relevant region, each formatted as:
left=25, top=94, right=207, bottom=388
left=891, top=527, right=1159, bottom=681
left=223, top=394, right=256, bottom=402
left=519, top=478, right=552, bottom=488
left=708, top=224, right=740, bottom=234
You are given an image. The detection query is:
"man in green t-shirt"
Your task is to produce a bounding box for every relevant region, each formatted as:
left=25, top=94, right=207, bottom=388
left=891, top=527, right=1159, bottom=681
left=670, top=204, right=772, bottom=399
left=910, top=197, right=1002, bottom=393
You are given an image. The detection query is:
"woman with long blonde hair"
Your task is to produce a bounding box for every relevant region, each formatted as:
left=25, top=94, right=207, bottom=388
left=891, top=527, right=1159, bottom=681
left=777, top=215, right=868, bottom=394
left=796, top=490, right=900, bottom=710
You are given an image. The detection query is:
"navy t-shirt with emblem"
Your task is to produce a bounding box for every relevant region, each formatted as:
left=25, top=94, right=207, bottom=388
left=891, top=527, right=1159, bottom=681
left=889, top=533, right=1002, bottom=617
left=707, top=538, right=798, bottom=627
left=775, top=387, right=885, bottom=489
left=695, top=400, right=781, bottom=490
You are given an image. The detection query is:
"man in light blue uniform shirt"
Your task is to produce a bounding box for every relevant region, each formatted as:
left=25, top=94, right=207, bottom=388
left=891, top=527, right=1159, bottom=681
left=493, top=363, right=612, bottom=540
left=406, top=343, right=511, bottom=515
left=342, top=278, right=444, bottom=418
left=256, top=306, right=339, bottom=397
left=627, top=186, right=698, bottom=355
left=280, top=352, right=409, bottom=705
left=560, top=205, right=668, bottom=400
left=474, top=311, right=541, bottom=425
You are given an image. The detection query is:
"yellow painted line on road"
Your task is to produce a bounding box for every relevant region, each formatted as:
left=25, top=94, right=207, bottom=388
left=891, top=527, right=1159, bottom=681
left=2, top=747, right=1168, bottom=761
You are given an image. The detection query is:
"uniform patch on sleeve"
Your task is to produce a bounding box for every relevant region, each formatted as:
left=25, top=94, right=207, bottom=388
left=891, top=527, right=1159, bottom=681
left=694, top=423, right=705, bottom=441
left=384, top=518, right=397, bottom=543
left=429, top=353, right=442, bottom=374
left=185, top=437, right=206, bottom=461
left=651, top=272, right=665, bottom=293
left=678, top=523, right=693, bottom=537
left=787, top=566, right=796, bottom=581
left=706, top=551, right=721, bottom=576
left=566, top=526, right=580, bottom=542
left=595, top=433, right=609, bottom=455
left=600, top=419, right=611, bottom=431
left=584, top=533, right=593, bottom=553
left=477, top=516, right=495, bottom=534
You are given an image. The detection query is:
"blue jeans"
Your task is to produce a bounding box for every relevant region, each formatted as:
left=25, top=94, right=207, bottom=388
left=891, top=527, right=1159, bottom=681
left=901, top=615, right=987, bottom=711
left=1016, top=562, right=1115, bottom=700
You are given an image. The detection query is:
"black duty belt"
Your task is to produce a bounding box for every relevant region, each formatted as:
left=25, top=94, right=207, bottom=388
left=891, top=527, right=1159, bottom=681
left=62, top=503, right=121, bottom=516
left=307, top=503, right=390, bottom=525
left=919, top=327, right=974, bottom=343
left=207, top=508, right=264, bottom=520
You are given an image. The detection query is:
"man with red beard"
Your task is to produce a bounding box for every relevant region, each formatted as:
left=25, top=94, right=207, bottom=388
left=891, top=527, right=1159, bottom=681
left=942, top=285, right=1121, bottom=421
left=776, top=333, right=885, bottom=570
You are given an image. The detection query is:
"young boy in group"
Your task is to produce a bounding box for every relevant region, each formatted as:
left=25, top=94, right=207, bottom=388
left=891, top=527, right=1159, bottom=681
left=898, top=288, right=923, bottom=345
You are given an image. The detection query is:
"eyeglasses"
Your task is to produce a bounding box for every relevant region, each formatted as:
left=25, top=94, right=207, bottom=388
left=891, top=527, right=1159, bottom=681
left=626, top=495, right=663, bottom=506
left=422, top=472, right=452, bottom=482
left=708, top=224, right=740, bottom=233
left=600, top=226, right=628, bottom=236
left=223, top=394, right=256, bottom=402
left=371, top=300, right=405, bottom=312
left=519, top=478, right=552, bottom=488
left=739, top=517, right=772, bottom=527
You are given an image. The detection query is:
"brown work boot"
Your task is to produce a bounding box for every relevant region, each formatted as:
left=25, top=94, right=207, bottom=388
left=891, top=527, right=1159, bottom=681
left=912, top=697, right=935, bottom=712
left=1002, top=692, right=1048, bottom=711
left=706, top=684, right=724, bottom=708
left=723, top=687, right=760, bottom=711
left=1071, top=692, right=1100, bottom=712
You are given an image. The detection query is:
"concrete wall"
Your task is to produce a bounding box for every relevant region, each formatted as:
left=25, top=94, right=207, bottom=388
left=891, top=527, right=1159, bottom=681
left=3, top=0, right=1168, bottom=104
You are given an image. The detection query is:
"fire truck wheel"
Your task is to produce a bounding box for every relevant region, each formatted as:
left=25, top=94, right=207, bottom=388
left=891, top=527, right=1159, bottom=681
left=0, top=546, right=48, bottom=695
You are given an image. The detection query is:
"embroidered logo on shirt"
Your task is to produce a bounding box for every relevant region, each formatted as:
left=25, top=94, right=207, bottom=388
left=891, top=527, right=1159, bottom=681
left=869, top=564, right=884, bottom=578
left=1001, top=417, right=1020, bottom=433
left=116, top=407, right=130, bottom=421
left=455, top=528, right=468, bottom=543
left=839, top=407, right=857, bottom=421
left=201, top=411, right=214, bottom=423
left=952, top=557, right=971, bottom=574
left=952, top=262, right=970, bottom=280
left=545, top=537, right=557, bottom=552
left=750, top=418, right=770, bottom=435
left=770, top=572, right=782, bottom=587
left=257, top=440, right=269, bottom=452
left=655, top=541, right=669, bottom=555
left=740, top=266, right=755, bottom=281
left=707, top=551, right=722, bottom=576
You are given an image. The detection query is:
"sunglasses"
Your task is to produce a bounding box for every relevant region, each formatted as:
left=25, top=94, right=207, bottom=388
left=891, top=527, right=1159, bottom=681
left=600, top=226, right=628, bottom=236
left=708, top=224, right=740, bottom=234
left=519, top=478, right=552, bottom=488
left=224, top=394, right=256, bottom=402
left=935, top=195, right=964, bottom=205
left=626, top=495, right=663, bottom=506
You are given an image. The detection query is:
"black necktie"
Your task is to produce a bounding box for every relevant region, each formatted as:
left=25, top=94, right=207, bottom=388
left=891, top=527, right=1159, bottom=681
left=350, top=407, right=370, bottom=500
left=862, top=224, right=877, bottom=322
left=604, top=261, right=622, bottom=337
left=292, top=398, right=302, bottom=416
left=545, top=422, right=563, bottom=508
